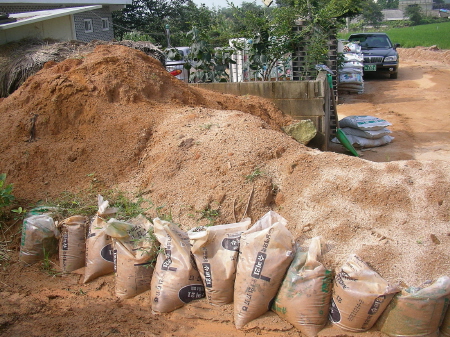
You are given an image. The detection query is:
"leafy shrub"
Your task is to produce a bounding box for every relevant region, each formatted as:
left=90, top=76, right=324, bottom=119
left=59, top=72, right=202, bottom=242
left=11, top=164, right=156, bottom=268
left=0, top=174, right=14, bottom=210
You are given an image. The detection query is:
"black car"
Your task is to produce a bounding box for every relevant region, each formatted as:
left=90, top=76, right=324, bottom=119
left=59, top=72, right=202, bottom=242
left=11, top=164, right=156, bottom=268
left=348, top=33, right=400, bottom=79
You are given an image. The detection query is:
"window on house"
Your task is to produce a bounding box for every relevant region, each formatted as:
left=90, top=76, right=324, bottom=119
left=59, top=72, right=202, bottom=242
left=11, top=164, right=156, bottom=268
left=101, top=18, right=110, bottom=31
left=84, top=19, right=93, bottom=33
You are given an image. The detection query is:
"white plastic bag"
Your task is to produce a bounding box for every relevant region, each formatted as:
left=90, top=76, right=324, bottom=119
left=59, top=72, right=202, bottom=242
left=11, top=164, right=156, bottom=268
left=339, top=73, right=363, bottom=84
left=342, top=52, right=364, bottom=62
left=339, top=115, right=392, bottom=131
left=342, top=43, right=361, bottom=53
left=19, top=214, right=58, bottom=265
left=341, top=127, right=392, bottom=139
left=332, top=134, right=394, bottom=148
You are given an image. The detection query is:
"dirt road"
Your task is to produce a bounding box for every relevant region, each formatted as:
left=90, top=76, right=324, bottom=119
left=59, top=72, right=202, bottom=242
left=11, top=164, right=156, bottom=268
left=336, top=48, right=450, bottom=163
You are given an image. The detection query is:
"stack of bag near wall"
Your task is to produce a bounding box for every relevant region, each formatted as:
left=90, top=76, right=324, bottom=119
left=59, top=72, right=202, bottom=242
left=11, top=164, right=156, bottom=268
left=338, top=42, right=364, bottom=94
left=336, top=115, right=394, bottom=148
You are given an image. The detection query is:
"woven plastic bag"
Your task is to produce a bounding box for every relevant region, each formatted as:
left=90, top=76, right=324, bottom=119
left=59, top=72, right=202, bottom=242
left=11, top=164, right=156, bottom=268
left=19, top=214, right=58, bottom=265
left=83, top=195, right=118, bottom=283
left=58, top=215, right=89, bottom=273
left=339, top=115, right=391, bottom=131
left=234, top=211, right=295, bottom=329
left=329, top=254, right=400, bottom=332
left=188, top=218, right=251, bottom=305
left=341, top=127, right=391, bottom=140
left=272, top=236, right=332, bottom=337
left=332, top=134, right=394, bottom=148
left=110, top=215, right=158, bottom=299
left=151, top=218, right=205, bottom=313
left=377, top=276, right=450, bottom=337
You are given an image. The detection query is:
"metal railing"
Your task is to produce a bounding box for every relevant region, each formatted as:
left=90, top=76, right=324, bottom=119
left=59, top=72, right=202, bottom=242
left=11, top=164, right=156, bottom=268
left=228, top=48, right=293, bottom=82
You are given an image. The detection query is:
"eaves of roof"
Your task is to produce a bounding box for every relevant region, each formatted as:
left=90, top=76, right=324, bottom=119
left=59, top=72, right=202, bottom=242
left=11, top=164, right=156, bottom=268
left=0, top=0, right=131, bottom=4
left=0, top=5, right=102, bottom=30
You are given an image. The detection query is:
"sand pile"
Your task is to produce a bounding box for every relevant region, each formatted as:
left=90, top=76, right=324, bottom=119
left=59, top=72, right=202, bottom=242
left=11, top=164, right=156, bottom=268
left=1, top=44, right=450, bottom=291
left=0, top=44, right=291, bottom=203
left=399, top=46, right=450, bottom=65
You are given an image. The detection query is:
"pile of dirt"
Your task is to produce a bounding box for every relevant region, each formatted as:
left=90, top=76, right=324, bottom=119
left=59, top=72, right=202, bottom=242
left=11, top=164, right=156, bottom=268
left=1, top=44, right=450, bottom=336
left=0, top=44, right=291, bottom=203
left=0, top=39, right=166, bottom=97
left=1, top=43, right=449, bottom=284
left=399, top=46, right=450, bottom=65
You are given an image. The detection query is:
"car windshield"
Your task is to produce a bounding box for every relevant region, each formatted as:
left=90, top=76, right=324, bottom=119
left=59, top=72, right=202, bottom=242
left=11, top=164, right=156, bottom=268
left=349, top=35, right=392, bottom=49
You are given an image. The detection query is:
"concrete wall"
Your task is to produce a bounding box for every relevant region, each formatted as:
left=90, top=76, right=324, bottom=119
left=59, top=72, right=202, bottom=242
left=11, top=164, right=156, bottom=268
left=189, top=72, right=331, bottom=150
left=0, top=15, right=74, bottom=45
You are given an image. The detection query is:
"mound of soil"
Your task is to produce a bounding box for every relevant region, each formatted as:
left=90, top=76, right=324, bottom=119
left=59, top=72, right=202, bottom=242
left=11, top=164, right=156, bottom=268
left=0, top=44, right=291, bottom=202
left=1, top=42, right=449, bottom=284
left=1, top=44, right=450, bottom=336
left=399, top=45, right=450, bottom=65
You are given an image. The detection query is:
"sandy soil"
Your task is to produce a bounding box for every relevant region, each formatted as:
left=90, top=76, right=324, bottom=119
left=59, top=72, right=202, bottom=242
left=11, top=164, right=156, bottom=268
left=0, top=46, right=450, bottom=337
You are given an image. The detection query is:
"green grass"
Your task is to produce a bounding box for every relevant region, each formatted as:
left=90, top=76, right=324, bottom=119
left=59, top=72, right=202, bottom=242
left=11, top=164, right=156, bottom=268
left=340, top=21, right=450, bottom=49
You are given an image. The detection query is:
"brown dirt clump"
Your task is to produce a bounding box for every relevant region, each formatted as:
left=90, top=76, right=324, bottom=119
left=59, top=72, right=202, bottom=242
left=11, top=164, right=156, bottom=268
left=1, top=44, right=450, bottom=336
left=0, top=44, right=291, bottom=203
left=398, top=46, right=450, bottom=65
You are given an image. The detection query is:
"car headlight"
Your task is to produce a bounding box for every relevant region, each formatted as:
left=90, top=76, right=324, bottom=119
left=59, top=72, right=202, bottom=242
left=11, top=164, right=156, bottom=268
left=384, top=55, right=397, bottom=62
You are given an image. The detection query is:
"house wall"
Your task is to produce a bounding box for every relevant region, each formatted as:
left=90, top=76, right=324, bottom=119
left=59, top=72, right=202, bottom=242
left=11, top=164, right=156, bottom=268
left=73, top=8, right=114, bottom=42
left=0, top=6, right=115, bottom=44
left=0, top=15, right=74, bottom=44
left=399, top=0, right=434, bottom=13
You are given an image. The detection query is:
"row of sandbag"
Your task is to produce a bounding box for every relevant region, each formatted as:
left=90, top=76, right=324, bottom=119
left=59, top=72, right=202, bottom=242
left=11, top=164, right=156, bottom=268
left=333, top=115, right=394, bottom=148
left=19, top=196, right=450, bottom=336
left=19, top=196, right=157, bottom=296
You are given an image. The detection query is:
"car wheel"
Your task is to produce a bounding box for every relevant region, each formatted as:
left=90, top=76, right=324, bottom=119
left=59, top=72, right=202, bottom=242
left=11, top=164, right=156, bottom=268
left=390, top=73, right=398, bottom=79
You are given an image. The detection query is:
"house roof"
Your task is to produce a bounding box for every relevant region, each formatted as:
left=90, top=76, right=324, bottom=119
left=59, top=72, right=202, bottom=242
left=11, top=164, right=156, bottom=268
left=0, top=5, right=102, bottom=30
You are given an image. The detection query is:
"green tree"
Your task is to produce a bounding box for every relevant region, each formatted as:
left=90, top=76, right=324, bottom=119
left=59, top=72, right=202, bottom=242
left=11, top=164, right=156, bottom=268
left=361, top=0, right=384, bottom=27
left=183, top=26, right=236, bottom=82
left=405, top=4, right=423, bottom=25
left=112, top=0, right=212, bottom=47
left=267, top=0, right=364, bottom=77
left=113, top=0, right=365, bottom=79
